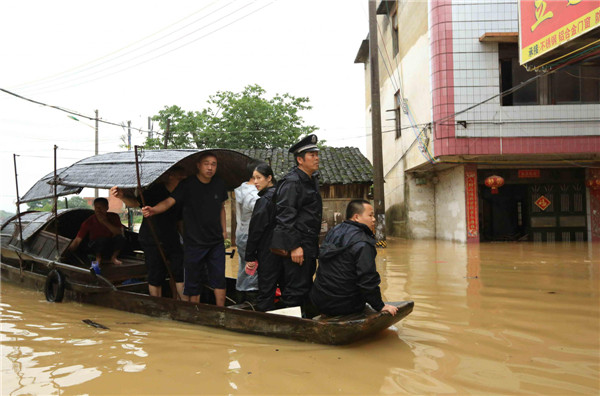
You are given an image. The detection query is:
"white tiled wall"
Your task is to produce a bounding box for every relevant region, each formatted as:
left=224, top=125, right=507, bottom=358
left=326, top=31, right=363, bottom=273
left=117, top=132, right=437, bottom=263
left=451, top=0, right=600, bottom=138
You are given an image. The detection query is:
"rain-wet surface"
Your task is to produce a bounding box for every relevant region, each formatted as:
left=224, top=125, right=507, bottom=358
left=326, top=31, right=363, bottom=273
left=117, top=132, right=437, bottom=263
left=1, top=240, right=599, bottom=395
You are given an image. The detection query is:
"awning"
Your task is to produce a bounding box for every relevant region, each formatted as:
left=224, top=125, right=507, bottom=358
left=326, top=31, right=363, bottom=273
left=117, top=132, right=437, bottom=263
left=479, top=32, right=518, bottom=43
left=20, top=168, right=82, bottom=203
left=19, top=149, right=256, bottom=203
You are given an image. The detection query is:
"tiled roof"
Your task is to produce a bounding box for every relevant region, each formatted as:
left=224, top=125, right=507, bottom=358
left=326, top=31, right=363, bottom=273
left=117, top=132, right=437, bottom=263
left=239, top=147, right=373, bottom=185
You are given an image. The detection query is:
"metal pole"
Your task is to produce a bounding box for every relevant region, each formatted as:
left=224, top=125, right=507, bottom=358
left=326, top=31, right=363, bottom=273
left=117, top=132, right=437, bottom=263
left=368, top=0, right=386, bottom=242
left=53, top=145, right=60, bottom=259
left=94, top=109, right=99, bottom=198
left=12, top=154, right=24, bottom=252
left=127, top=120, right=133, bottom=228
left=148, top=116, right=153, bottom=140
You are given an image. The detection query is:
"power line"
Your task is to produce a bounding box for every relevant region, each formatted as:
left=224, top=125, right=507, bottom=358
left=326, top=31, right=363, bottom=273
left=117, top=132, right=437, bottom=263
left=2, top=86, right=387, bottom=142
left=18, top=1, right=252, bottom=95
left=20, top=1, right=277, bottom=96
left=0, top=87, right=153, bottom=133
left=10, top=0, right=223, bottom=91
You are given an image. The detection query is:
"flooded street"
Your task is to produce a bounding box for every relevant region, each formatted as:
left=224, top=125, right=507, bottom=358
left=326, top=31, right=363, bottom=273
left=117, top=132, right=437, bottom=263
left=1, top=240, right=599, bottom=395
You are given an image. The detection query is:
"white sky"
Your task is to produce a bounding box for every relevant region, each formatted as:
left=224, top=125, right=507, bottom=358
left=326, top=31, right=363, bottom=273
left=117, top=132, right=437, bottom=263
left=0, top=0, right=370, bottom=212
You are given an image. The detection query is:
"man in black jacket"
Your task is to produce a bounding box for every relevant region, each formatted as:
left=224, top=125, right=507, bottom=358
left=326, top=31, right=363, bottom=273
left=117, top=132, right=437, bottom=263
left=271, top=134, right=322, bottom=309
left=310, top=200, right=398, bottom=316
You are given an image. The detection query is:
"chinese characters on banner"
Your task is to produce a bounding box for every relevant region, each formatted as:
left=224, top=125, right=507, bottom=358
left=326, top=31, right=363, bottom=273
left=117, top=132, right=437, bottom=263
left=518, top=169, right=541, bottom=178
left=465, top=170, right=479, bottom=238
left=519, top=0, right=600, bottom=64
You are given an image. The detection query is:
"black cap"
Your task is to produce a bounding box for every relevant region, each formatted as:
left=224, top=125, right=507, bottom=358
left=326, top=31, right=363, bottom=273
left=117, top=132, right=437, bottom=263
left=289, top=134, right=319, bottom=155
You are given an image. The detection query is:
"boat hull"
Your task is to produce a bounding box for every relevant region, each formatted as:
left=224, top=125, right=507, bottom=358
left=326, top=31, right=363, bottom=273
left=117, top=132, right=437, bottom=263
left=1, top=258, right=413, bottom=345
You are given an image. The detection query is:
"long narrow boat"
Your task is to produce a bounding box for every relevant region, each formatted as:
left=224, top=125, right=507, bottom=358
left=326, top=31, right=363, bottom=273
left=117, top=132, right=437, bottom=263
left=1, top=149, right=413, bottom=345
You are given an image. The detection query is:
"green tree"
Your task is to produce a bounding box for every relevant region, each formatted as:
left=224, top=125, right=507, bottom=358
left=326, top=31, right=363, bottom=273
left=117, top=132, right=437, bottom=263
left=145, top=84, right=318, bottom=149
left=66, top=196, right=92, bottom=208
left=26, top=197, right=92, bottom=212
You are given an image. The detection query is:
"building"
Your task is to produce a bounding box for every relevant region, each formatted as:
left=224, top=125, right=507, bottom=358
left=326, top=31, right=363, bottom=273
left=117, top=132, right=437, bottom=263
left=355, top=0, right=600, bottom=243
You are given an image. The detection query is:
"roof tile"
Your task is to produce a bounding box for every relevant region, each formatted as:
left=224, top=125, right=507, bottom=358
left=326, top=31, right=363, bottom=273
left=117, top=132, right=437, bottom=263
left=238, top=147, right=373, bottom=185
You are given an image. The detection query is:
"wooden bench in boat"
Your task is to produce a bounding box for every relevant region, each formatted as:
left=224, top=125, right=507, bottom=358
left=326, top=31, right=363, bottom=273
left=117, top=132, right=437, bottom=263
left=14, top=230, right=72, bottom=260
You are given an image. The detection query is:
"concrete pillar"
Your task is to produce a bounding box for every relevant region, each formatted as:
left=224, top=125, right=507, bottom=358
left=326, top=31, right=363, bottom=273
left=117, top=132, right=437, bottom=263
left=435, top=165, right=467, bottom=242
left=406, top=173, right=436, bottom=239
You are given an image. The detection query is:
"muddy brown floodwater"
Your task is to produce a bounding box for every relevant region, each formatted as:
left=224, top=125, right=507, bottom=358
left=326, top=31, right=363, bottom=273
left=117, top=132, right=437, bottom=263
left=1, top=240, right=599, bottom=395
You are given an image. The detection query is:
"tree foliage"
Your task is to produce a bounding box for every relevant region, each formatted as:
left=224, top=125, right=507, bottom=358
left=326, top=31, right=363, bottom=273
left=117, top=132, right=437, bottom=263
left=26, top=196, right=91, bottom=212
left=145, top=84, right=318, bottom=150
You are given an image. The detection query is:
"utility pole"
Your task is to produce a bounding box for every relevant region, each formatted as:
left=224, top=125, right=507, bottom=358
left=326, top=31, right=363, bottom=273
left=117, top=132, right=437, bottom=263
left=94, top=109, right=99, bottom=198
left=127, top=120, right=132, bottom=150
left=163, top=119, right=171, bottom=149
left=368, top=0, right=386, bottom=243
left=148, top=116, right=153, bottom=140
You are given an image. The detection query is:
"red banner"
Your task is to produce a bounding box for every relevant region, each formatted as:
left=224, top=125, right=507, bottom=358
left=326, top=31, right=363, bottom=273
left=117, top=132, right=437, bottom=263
left=518, top=169, right=541, bottom=178
left=465, top=170, right=479, bottom=239
left=519, top=0, right=600, bottom=64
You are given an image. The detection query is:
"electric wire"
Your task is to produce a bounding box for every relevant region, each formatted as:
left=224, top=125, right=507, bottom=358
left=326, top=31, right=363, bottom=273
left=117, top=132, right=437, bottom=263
left=21, top=1, right=277, bottom=96
left=0, top=87, right=153, bottom=134
left=19, top=1, right=254, bottom=95
left=531, top=38, right=600, bottom=71
left=10, top=0, right=223, bottom=91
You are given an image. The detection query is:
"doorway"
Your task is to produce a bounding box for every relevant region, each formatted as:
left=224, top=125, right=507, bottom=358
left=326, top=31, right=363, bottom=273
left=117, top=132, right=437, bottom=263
left=480, top=184, right=529, bottom=241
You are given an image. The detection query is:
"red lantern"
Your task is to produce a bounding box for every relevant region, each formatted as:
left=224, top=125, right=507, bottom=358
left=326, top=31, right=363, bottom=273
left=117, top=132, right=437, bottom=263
left=485, top=175, right=504, bottom=194
left=585, top=176, right=600, bottom=190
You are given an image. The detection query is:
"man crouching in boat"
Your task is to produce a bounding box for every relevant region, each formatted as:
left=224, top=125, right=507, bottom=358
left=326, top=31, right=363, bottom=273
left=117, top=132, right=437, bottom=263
left=68, top=197, right=125, bottom=268
left=142, top=152, right=228, bottom=306
left=309, top=200, right=398, bottom=317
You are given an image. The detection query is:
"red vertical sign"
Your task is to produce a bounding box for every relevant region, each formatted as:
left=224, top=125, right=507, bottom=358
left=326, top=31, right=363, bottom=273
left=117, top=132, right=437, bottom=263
left=465, top=167, right=479, bottom=242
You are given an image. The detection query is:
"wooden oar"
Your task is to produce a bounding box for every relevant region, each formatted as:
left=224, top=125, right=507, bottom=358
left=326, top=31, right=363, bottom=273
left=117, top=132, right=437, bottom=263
left=134, top=146, right=180, bottom=300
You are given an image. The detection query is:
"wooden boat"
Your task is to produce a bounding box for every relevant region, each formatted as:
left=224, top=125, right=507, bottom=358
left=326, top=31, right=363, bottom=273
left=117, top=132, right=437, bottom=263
left=1, top=149, right=413, bottom=345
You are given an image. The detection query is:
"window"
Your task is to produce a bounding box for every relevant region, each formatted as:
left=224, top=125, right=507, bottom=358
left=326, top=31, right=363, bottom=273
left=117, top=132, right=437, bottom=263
left=394, top=90, right=402, bottom=139
left=551, top=63, right=600, bottom=104
left=500, top=44, right=539, bottom=105
left=499, top=43, right=600, bottom=106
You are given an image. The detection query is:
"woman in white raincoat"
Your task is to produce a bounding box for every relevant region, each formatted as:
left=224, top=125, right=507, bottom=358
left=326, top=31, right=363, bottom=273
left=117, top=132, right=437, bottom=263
left=234, top=162, right=260, bottom=302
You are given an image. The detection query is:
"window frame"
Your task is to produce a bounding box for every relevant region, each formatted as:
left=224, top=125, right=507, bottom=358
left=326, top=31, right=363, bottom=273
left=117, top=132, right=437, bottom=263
left=394, top=90, right=402, bottom=139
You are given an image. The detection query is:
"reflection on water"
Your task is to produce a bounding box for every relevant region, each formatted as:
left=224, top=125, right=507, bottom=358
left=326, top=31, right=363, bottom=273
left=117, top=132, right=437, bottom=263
left=1, top=240, right=599, bottom=395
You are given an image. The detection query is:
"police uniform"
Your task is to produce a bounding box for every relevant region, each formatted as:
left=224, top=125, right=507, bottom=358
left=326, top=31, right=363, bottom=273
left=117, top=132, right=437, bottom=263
left=270, top=134, right=323, bottom=308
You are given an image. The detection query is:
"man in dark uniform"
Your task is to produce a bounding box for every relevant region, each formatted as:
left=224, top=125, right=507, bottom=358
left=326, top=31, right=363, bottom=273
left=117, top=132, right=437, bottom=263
left=310, top=200, right=398, bottom=317
left=270, top=134, right=322, bottom=310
